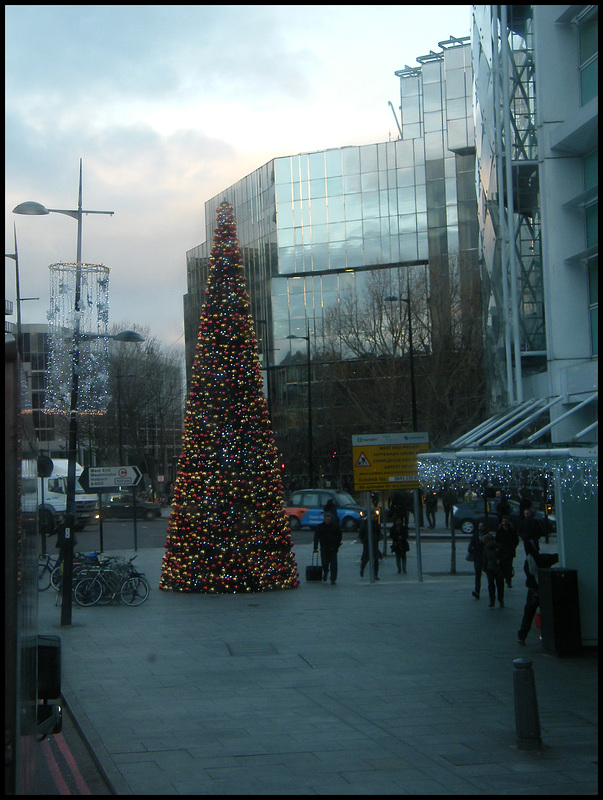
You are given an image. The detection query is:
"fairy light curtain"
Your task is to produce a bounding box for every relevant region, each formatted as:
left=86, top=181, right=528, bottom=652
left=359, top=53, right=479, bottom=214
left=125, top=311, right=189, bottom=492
left=418, top=451, right=598, bottom=503
left=45, top=262, right=110, bottom=415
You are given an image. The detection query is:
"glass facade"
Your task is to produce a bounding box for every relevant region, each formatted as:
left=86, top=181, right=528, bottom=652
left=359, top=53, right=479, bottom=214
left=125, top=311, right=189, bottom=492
left=185, top=38, right=478, bottom=382
left=184, top=37, right=481, bottom=482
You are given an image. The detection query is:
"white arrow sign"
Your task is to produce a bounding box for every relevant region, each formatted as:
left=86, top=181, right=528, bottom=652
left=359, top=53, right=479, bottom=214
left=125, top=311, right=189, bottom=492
left=85, top=466, right=142, bottom=489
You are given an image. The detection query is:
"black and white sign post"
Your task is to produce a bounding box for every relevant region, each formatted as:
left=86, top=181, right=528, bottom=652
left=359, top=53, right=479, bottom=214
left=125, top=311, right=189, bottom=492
left=79, top=466, right=143, bottom=550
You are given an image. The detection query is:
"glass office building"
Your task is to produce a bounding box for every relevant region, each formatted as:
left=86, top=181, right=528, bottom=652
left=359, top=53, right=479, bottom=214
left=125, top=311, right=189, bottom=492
left=184, top=36, right=479, bottom=480
left=185, top=36, right=478, bottom=376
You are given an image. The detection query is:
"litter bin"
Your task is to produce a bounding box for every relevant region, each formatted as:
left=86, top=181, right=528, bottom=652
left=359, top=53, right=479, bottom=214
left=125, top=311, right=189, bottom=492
left=538, top=569, right=581, bottom=656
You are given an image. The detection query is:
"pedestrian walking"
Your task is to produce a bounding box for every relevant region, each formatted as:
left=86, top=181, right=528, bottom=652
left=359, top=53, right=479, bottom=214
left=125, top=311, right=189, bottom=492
left=482, top=533, right=505, bottom=607
left=496, top=490, right=512, bottom=523
left=313, top=512, right=342, bottom=585
left=441, top=485, right=457, bottom=528
left=517, top=507, right=544, bottom=544
left=467, top=521, right=486, bottom=599
left=359, top=509, right=382, bottom=579
left=389, top=515, right=409, bottom=574
left=425, top=489, right=438, bottom=529
left=495, top=514, right=519, bottom=588
left=53, top=512, right=77, bottom=565
left=324, top=498, right=340, bottom=527
left=516, top=516, right=558, bottom=643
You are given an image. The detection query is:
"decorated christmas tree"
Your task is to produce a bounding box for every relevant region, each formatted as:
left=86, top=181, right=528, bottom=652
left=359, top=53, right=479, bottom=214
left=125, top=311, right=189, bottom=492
left=160, top=201, right=299, bottom=593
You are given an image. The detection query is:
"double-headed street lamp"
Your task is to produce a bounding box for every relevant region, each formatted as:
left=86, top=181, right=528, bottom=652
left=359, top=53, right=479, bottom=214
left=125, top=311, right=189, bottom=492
left=385, top=272, right=418, bottom=432
left=286, top=324, right=313, bottom=487
left=13, top=160, right=144, bottom=625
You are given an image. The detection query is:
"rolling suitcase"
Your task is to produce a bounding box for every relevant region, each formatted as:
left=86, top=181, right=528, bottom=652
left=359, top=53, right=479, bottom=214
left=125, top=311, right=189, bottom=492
left=306, top=551, right=323, bottom=582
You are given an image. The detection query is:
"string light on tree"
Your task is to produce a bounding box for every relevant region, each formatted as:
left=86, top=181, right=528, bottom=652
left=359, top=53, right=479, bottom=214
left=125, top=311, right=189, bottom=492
left=160, top=201, right=299, bottom=594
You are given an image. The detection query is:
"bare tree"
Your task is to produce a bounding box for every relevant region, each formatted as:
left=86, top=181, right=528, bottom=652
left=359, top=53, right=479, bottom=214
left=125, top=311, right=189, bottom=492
left=277, top=257, right=486, bottom=485
left=91, top=323, right=185, bottom=494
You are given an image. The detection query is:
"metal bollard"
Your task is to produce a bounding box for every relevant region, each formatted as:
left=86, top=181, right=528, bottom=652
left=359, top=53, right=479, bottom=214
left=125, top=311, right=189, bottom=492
left=513, top=658, right=542, bottom=750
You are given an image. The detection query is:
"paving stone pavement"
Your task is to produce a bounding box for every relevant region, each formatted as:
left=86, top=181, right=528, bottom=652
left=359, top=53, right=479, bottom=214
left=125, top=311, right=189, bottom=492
left=38, top=534, right=598, bottom=795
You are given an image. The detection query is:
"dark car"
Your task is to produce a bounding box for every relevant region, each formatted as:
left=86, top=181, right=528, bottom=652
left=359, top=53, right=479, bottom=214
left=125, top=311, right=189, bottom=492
left=452, top=497, right=555, bottom=535
left=96, top=493, right=162, bottom=522
left=284, top=489, right=367, bottom=531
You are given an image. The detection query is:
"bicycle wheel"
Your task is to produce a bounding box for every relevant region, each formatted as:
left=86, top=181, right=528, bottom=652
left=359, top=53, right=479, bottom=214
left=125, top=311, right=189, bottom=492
left=38, top=558, right=52, bottom=591
left=120, top=576, right=150, bottom=606
left=50, top=564, right=63, bottom=591
left=74, top=577, right=103, bottom=606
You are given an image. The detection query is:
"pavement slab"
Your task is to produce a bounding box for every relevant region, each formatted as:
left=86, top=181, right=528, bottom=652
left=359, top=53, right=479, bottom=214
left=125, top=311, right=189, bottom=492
left=38, top=536, right=597, bottom=795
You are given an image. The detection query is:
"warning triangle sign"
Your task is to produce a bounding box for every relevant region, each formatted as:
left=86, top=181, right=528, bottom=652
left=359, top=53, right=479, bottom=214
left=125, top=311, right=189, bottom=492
left=355, top=452, right=371, bottom=467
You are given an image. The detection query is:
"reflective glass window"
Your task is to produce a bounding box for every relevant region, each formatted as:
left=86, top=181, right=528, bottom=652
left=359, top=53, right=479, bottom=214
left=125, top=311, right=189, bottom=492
left=363, top=218, right=380, bottom=237
left=278, top=247, right=296, bottom=272
left=364, top=238, right=382, bottom=263
left=311, top=197, right=327, bottom=224
left=277, top=202, right=293, bottom=228
left=279, top=227, right=295, bottom=247
left=327, top=176, right=343, bottom=196
left=397, top=187, right=416, bottom=215
left=275, top=157, right=292, bottom=184
left=346, top=240, right=363, bottom=266
left=400, top=233, right=419, bottom=261
left=328, top=195, right=345, bottom=223
left=312, top=243, right=329, bottom=269
left=311, top=224, right=328, bottom=244
left=343, top=148, right=360, bottom=173
left=362, top=192, right=379, bottom=218
left=361, top=171, right=379, bottom=192
left=343, top=172, right=361, bottom=193
left=360, top=146, right=378, bottom=172
left=345, top=194, right=362, bottom=220
left=424, top=111, right=443, bottom=133
left=329, top=242, right=347, bottom=269
left=346, top=219, right=363, bottom=238
left=325, top=149, right=343, bottom=176
left=397, top=167, right=415, bottom=187
left=309, top=151, right=325, bottom=180
left=310, top=178, right=326, bottom=198
left=328, top=221, right=346, bottom=242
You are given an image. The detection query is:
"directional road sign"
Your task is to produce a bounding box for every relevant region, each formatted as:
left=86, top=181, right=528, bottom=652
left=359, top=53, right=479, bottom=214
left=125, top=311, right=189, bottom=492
left=79, top=465, right=143, bottom=493
left=352, top=432, right=430, bottom=491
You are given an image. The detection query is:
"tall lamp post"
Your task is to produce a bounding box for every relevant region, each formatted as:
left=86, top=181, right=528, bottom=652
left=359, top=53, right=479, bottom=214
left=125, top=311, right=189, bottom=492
left=385, top=271, right=423, bottom=581
left=13, top=159, right=118, bottom=625
left=286, top=324, right=313, bottom=487
left=385, top=272, right=418, bottom=432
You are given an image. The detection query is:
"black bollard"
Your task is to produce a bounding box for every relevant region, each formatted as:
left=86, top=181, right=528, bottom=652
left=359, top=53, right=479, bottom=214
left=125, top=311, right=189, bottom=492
left=513, top=658, right=542, bottom=750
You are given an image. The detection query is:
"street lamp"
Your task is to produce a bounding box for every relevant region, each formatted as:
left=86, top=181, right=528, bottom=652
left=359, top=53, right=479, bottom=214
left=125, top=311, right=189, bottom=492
left=386, top=274, right=424, bottom=579
left=13, top=159, right=118, bottom=626
left=286, top=324, right=313, bottom=486
left=385, top=274, right=418, bottom=432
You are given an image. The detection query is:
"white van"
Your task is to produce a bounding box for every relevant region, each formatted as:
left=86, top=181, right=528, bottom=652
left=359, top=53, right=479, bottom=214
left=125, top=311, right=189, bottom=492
left=39, top=459, right=98, bottom=533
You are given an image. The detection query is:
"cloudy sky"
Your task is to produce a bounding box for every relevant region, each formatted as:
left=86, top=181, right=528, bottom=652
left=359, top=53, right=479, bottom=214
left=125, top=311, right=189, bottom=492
left=5, top=5, right=471, bottom=354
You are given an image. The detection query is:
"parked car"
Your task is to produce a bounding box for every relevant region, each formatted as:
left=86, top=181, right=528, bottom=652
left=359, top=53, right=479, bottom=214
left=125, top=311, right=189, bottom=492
left=284, top=489, right=367, bottom=531
left=452, top=497, right=556, bottom=535
left=96, top=492, right=162, bottom=522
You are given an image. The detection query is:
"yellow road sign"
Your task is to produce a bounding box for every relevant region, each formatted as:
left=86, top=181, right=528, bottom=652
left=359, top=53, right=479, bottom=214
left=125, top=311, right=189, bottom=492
left=352, top=432, right=430, bottom=491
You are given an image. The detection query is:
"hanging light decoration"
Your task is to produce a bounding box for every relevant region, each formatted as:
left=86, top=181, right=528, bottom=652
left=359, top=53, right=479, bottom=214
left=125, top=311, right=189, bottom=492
left=45, top=262, right=111, bottom=415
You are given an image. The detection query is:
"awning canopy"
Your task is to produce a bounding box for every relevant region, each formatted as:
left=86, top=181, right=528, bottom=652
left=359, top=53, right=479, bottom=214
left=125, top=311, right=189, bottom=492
left=417, top=394, right=598, bottom=501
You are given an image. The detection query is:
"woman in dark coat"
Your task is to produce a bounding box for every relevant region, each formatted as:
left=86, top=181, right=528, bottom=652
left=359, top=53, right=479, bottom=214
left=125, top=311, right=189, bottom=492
left=390, top=515, right=409, bottom=574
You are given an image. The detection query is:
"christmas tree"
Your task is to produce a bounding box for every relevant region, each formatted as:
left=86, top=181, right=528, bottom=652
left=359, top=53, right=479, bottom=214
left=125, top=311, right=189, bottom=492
left=160, top=201, right=299, bottom=594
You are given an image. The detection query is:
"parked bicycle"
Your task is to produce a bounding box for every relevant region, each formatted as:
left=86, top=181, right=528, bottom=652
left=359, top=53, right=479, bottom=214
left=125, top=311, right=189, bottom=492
left=73, top=555, right=150, bottom=607
left=49, top=551, right=101, bottom=593
left=38, top=552, right=60, bottom=591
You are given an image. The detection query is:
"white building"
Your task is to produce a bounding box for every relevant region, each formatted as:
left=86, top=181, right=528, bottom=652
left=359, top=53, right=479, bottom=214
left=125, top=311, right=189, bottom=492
left=421, top=5, right=598, bottom=646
